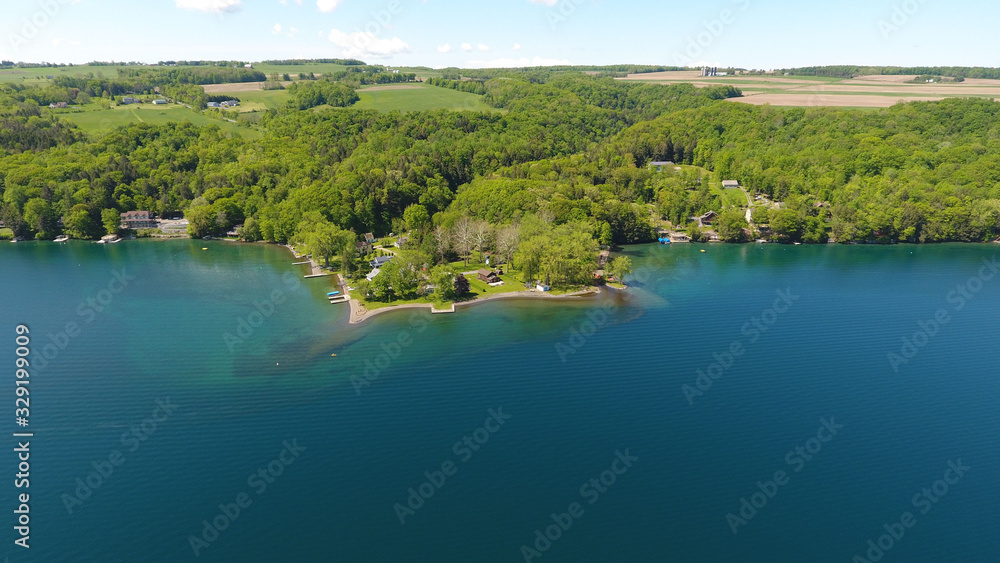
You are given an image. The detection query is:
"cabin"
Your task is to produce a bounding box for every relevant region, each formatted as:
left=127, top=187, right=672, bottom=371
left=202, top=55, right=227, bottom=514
left=722, top=180, right=740, bottom=189
left=119, top=211, right=157, bottom=230
left=699, top=211, right=718, bottom=227
left=369, top=256, right=392, bottom=269
left=648, top=160, right=675, bottom=172
left=226, top=225, right=243, bottom=238
left=477, top=269, right=501, bottom=284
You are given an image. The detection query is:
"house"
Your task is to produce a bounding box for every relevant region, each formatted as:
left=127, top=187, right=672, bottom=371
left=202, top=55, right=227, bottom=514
left=477, top=269, right=501, bottom=284
left=366, top=268, right=381, bottom=281
left=121, top=97, right=138, bottom=104
left=363, top=232, right=376, bottom=244
left=722, top=180, right=740, bottom=189
left=699, top=211, right=718, bottom=227
left=119, top=210, right=157, bottom=230
left=220, top=100, right=239, bottom=107
left=244, top=63, right=253, bottom=69
left=369, top=256, right=393, bottom=269
left=207, top=102, right=221, bottom=108
left=648, top=161, right=675, bottom=172
left=49, top=102, right=68, bottom=109
left=226, top=225, right=243, bottom=238
left=152, top=99, right=168, bottom=105
left=394, top=236, right=409, bottom=248
left=356, top=240, right=373, bottom=255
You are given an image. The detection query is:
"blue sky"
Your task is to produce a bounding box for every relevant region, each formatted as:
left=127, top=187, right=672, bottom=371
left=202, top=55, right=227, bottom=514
left=2, top=0, right=998, bottom=69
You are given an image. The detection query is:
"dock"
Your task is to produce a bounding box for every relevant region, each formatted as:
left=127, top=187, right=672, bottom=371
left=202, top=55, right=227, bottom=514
left=292, top=261, right=311, bottom=265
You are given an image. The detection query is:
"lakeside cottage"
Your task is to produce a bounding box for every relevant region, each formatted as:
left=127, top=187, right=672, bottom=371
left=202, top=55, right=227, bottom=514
left=120, top=210, right=157, bottom=229
left=477, top=269, right=501, bottom=284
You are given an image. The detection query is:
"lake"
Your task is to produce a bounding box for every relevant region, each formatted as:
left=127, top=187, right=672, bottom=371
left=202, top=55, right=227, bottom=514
left=1, top=239, right=997, bottom=561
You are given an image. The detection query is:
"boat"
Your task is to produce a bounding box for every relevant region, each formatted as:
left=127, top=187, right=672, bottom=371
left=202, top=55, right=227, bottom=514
left=10, top=236, right=24, bottom=243
left=54, top=235, right=70, bottom=242
left=109, top=237, right=122, bottom=244
left=657, top=236, right=672, bottom=244
left=327, top=291, right=340, bottom=296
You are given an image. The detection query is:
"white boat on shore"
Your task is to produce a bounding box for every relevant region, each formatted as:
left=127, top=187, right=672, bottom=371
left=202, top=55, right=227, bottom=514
left=54, top=235, right=70, bottom=242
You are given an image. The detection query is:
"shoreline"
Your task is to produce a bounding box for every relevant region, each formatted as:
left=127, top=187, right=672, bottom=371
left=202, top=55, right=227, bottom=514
left=348, top=287, right=603, bottom=325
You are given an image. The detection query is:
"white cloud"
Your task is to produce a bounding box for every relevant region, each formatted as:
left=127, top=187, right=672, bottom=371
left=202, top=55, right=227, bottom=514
left=287, top=27, right=299, bottom=38
left=175, top=0, right=242, bottom=13
left=465, top=56, right=571, bottom=68
left=328, top=29, right=410, bottom=58
left=437, top=43, right=452, bottom=53
left=317, top=0, right=343, bottom=12
left=461, top=42, right=473, bottom=52
left=513, top=43, right=522, bottom=51
left=477, top=43, right=490, bottom=52
left=527, top=0, right=558, bottom=5
left=272, top=23, right=283, bottom=34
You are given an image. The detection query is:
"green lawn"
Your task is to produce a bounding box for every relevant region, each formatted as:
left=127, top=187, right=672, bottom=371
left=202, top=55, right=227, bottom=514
left=58, top=104, right=257, bottom=138
left=220, top=88, right=290, bottom=110
left=353, top=84, right=497, bottom=113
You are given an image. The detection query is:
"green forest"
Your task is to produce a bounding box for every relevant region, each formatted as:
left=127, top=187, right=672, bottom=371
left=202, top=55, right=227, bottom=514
left=3, top=63, right=1000, bottom=292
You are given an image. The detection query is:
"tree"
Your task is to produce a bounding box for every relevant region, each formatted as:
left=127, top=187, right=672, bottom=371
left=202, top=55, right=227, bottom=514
left=63, top=204, right=98, bottom=239
left=453, top=216, right=474, bottom=265
left=598, top=221, right=613, bottom=246
left=23, top=198, right=58, bottom=239
left=429, top=265, right=458, bottom=302
left=608, top=256, right=633, bottom=285
left=471, top=219, right=493, bottom=264
left=496, top=224, right=520, bottom=272
left=769, top=209, right=803, bottom=242
left=716, top=209, right=748, bottom=242
left=101, top=208, right=121, bottom=236
left=403, top=204, right=431, bottom=234
left=454, top=274, right=470, bottom=296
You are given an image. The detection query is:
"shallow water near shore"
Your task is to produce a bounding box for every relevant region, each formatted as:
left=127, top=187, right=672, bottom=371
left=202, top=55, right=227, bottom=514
left=1, top=239, right=997, bottom=561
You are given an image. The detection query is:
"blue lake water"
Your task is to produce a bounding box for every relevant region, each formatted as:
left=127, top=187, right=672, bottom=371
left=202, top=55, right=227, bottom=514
left=1, top=240, right=997, bottom=562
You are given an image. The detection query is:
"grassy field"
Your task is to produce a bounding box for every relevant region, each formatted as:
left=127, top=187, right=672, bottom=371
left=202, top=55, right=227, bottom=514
left=58, top=103, right=256, bottom=138
left=252, top=62, right=349, bottom=76
left=618, top=71, right=1000, bottom=108
left=353, top=84, right=496, bottom=112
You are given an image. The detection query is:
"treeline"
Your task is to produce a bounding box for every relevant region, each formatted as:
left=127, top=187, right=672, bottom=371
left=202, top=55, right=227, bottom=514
left=323, top=65, right=417, bottom=86
left=425, top=78, right=486, bottom=95
left=4, top=71, right=1000, bottom=248
left=780, top=66, right=1000, bottom=80
left=260, top=58, right=366, bottom=66
left=285, top=81, right=359, bottom=110
left=117, top=66, right=266, bottom=85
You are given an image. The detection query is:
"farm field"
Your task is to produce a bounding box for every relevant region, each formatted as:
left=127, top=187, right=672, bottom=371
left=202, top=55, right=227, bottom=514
left=57, top=103, right=256, bottom=138
left=352, top=83, right=496, bottom=112
left=618, top=71, right=1000, bottom=107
